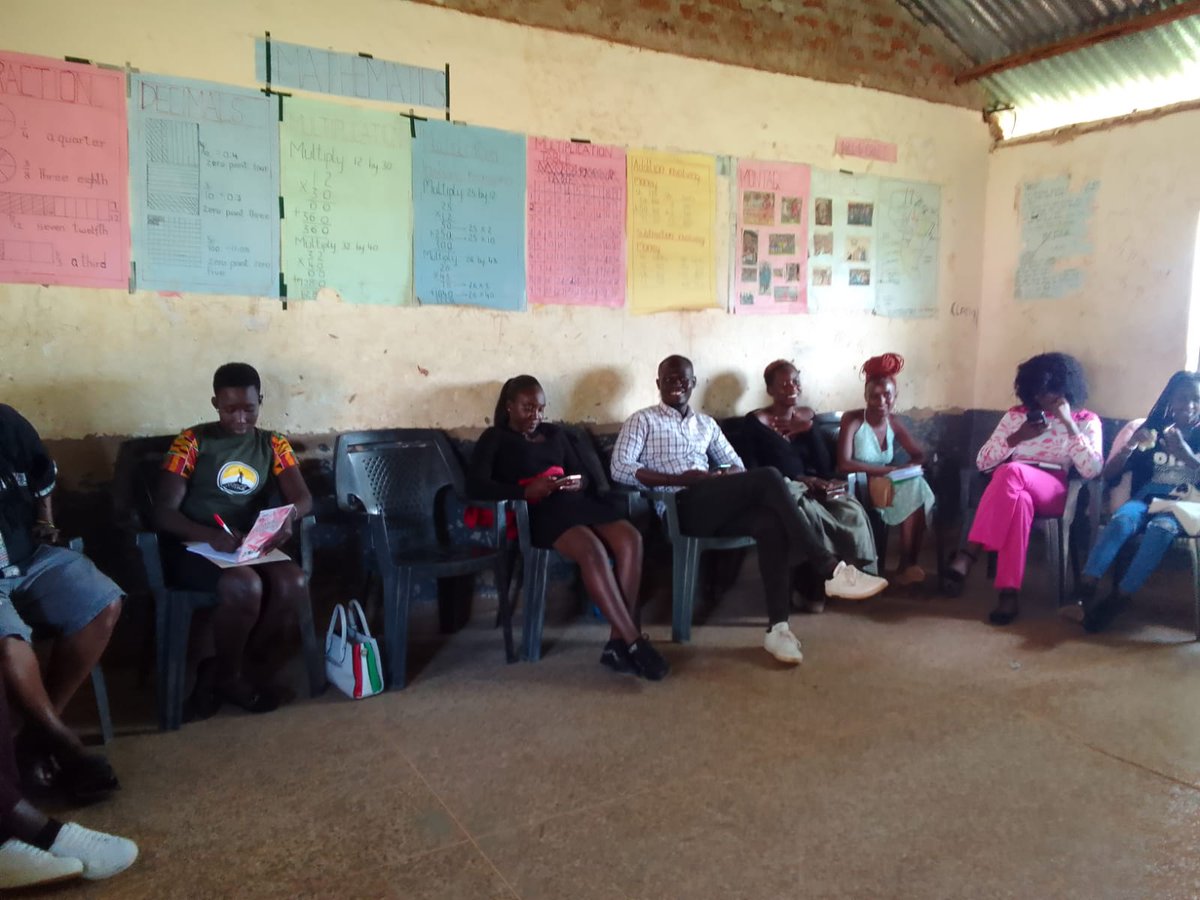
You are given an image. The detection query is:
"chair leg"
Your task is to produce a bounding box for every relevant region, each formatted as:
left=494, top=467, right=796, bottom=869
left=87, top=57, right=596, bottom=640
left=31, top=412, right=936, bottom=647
left=91, top=667, right=113, bottom=746
left=1190, top=540, right=1200, bottom=642
left=1051, top=520, right=1067, bottom=607
left=296, top=593, right=326, bottom=697
left=155, top=595, right=172, bottom=732
left=672, top=541, right=700, bottom=644
left=521, top=553, right=549, bottom=662
left=495, top=556, right=516, bottom=664
left=384, top=569, right=412, bottom=689
left=163, top=605, right=193, bottom=732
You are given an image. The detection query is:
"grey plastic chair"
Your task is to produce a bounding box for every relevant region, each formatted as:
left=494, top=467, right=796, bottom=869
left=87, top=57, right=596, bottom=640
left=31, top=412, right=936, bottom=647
left=651, top=489, right=756, bottom=643
left=136, top=517, right=323, bottom=731
left=334, top=429, right=512, bottom=688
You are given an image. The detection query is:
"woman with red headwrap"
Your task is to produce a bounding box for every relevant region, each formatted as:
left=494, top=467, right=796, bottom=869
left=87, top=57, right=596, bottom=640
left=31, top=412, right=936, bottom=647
left=836, top=354, right=935, bottom=586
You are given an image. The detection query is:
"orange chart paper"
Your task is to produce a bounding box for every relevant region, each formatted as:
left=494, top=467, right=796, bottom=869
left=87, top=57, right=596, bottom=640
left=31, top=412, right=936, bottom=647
left=0, top=52, right=129, bottom=288
left=626, top=149, right=716, bottom=314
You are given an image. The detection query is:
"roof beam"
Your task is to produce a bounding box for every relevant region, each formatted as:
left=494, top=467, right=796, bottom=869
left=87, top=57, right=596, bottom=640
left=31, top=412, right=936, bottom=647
left=955, top=0, right=1200, bottom=85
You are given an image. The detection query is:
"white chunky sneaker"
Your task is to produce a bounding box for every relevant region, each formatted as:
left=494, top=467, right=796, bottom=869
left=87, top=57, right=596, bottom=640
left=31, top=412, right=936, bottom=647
left=764, top=622, right=804, bottom=664
left=0, top=838, right=83, bottom=888
left=825, top=561, right=888, bottom=601
left=50, top=823, right=138, bottom=881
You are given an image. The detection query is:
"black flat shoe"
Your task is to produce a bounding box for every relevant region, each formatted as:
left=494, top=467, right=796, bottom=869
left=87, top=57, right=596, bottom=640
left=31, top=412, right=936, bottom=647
left=941, top=551, right=977, bottom=598
left=988, top=590, right=1019, bottom=626
left=215, top=681, right=281, bottom=714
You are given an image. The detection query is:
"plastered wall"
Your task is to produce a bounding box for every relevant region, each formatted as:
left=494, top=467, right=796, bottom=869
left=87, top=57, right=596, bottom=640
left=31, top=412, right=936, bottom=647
left=5, top=0, right=988, bottom=446
left=977, top=111, right=1200, bottom=421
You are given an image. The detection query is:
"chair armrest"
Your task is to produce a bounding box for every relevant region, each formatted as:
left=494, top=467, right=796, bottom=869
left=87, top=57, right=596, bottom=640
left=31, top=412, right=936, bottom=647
left=508, top=499, right=533, bottom=552
left=647, top=489, right=683, bottom=542
left=299, top=514, right=315, bottom=581
left=603, top=484, right=643, bottom=519
left=456, top=497, right=510, bottom=550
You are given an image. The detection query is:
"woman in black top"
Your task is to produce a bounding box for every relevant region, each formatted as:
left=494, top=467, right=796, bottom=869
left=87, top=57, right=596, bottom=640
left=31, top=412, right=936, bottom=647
left=469, top=376, right=668, bottom=680
left=743, top=361, right=879, bottom=604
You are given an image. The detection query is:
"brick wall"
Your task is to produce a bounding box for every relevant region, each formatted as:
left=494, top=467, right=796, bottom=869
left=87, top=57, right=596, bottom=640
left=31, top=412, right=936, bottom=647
left=409, top=0, right=983, bottom=108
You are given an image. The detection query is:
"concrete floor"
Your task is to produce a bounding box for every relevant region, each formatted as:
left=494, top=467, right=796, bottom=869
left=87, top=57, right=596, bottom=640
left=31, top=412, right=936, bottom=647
left=39, top=548, right=1200, bottom=899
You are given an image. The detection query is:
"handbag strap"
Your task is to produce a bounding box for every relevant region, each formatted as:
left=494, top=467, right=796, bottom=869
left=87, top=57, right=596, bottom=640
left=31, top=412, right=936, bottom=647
left=326, top=603, right=348, bottom=654
left=347, top=599, right=373, bottom=638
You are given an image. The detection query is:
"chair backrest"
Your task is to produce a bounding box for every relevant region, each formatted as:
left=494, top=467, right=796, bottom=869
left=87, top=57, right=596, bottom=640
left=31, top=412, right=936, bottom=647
left=334, top=429, right=464, bottom=543
left=111, top=435, right=178, bottom=533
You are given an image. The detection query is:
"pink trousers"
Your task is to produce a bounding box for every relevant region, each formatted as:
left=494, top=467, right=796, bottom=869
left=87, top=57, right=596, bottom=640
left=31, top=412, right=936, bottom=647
left=967, top=462, right=1068, bottom=590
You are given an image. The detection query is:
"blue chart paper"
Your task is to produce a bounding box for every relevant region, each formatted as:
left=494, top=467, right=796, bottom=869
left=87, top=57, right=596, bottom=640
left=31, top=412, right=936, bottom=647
left=255, top=39, right=446, bottom=109
left=129, top=74, right=279, bottom=296
left=411, top=120, right=526, bottom=311
left=1015, top=176, right=1099, bottom=300
left=874, top=178, right=940, bottom=318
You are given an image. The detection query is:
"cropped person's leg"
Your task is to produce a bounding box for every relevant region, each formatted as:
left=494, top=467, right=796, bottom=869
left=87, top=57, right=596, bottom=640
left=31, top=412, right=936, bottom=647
left=207, top=569, right=277, bottom=712
left=590, top=521, right=643, bottom=627
left=248, top=561, right=304, bottom=686
left=1117, top=512, right=1182, bottom=595
left=9, top=547, right=123, bottom=715
left=553, top=527, right=639, bottom=643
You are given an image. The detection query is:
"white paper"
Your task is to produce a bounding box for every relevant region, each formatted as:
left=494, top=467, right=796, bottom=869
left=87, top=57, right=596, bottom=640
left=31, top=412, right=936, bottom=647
left=184, top=544, right=292, bottom=569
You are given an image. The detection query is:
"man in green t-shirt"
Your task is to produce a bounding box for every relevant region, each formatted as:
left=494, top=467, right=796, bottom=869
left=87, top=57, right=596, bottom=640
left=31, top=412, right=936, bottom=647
left=154, top=363, right=313, bottom=718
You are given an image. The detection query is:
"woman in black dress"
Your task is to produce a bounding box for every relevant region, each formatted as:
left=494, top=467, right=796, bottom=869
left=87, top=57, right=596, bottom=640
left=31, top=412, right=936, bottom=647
left=743, top=361, right=879, bottom=608
left=469, top=376, right=668, bottom=681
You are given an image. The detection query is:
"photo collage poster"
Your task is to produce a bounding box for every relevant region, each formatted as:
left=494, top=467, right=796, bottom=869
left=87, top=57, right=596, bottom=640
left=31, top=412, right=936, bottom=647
left=732, top=159, right=810, bottom=315
left=807, top=169, right=879, bottom=313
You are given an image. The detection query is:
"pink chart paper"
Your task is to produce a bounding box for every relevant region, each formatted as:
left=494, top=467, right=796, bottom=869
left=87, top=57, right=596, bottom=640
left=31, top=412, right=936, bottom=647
left=0, top=52, right=129, bottom=288
left=734, top=159, right=810, bottom=315
left=526, top=138, right=625, bottom=307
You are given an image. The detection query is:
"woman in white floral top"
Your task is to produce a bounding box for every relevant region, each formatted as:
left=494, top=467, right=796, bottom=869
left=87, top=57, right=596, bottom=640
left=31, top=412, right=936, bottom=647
left=943, top=353, right=1103, bottom=624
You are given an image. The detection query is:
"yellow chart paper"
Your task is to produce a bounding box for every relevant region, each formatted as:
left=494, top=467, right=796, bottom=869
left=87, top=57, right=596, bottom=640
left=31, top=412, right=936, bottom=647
left=627, top=150, right=717, bottom=314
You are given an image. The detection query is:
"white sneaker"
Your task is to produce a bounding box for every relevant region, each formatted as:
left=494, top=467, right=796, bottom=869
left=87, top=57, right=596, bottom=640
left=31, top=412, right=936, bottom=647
left=50, top=823, right=138, bottom=881
left=0, top=838, right=83, bottom=888
left=764, top=622, right=804, bottom=664
left=825, top=562, right=888, bottom=601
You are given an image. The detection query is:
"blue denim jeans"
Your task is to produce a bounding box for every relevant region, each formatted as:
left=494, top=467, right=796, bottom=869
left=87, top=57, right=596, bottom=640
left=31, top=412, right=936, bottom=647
left=1082, top=499, right=1184, bottom=594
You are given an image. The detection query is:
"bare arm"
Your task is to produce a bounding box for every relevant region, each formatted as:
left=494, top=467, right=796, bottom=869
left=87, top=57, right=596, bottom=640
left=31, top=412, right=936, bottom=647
left=836, top=411, right=893, bottom=477
left=153, top=470, right=239, bottom=552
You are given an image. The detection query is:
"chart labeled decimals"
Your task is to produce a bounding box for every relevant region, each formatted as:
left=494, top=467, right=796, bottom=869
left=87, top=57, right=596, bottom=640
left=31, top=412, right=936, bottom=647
left=0, top=52, right=129, bottom=288
left=129, top=74, right=279, bottom=296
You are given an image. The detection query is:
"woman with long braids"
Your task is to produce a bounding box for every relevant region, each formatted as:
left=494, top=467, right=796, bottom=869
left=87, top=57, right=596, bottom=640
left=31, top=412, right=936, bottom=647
left=1069, top=370, right=1200, bottom=632
left=468, top=376, right=669, bottom=680
left=837, top=354, right=935, bottom=586
left=943, top=352, right=1103, bottom=624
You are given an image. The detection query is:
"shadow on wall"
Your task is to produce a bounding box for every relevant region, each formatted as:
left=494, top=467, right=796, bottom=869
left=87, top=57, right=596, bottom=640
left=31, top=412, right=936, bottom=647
left=565, top=367, right=631, bottom=424
left=4, top=379, right=132, bottom=440
left=699, top=370, right=748, bottom=417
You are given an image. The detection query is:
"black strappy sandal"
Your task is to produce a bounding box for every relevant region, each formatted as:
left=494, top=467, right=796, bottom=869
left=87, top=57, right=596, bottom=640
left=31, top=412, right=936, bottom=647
left=941, top=549, right=978, bottom=598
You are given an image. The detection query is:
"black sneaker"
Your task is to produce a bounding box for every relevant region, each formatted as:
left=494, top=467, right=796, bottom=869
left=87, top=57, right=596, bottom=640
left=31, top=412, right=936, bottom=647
left=599, top=639, right=636, bottom=674
left=626, top=636, right=670, bottom=682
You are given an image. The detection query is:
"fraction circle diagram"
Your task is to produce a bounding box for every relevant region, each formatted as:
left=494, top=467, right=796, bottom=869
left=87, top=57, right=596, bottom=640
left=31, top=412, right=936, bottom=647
left=0, top=149, right=15, bottom=184
left=0, top=105, right=14, bottom=139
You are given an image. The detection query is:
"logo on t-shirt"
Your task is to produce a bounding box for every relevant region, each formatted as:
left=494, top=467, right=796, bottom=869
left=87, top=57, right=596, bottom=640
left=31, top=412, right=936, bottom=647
left=217, top=461, right=260, bottom=496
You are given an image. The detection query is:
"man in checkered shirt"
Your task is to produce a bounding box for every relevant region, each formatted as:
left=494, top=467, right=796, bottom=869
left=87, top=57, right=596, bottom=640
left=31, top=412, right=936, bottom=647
left=611, top=355, right=888, bottom=664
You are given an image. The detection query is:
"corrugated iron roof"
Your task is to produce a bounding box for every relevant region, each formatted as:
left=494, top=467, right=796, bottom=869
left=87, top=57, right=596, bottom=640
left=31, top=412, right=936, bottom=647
left=900, top=0, right=1172, bottom=65
left=898, top=0, right=1200, bottom=133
